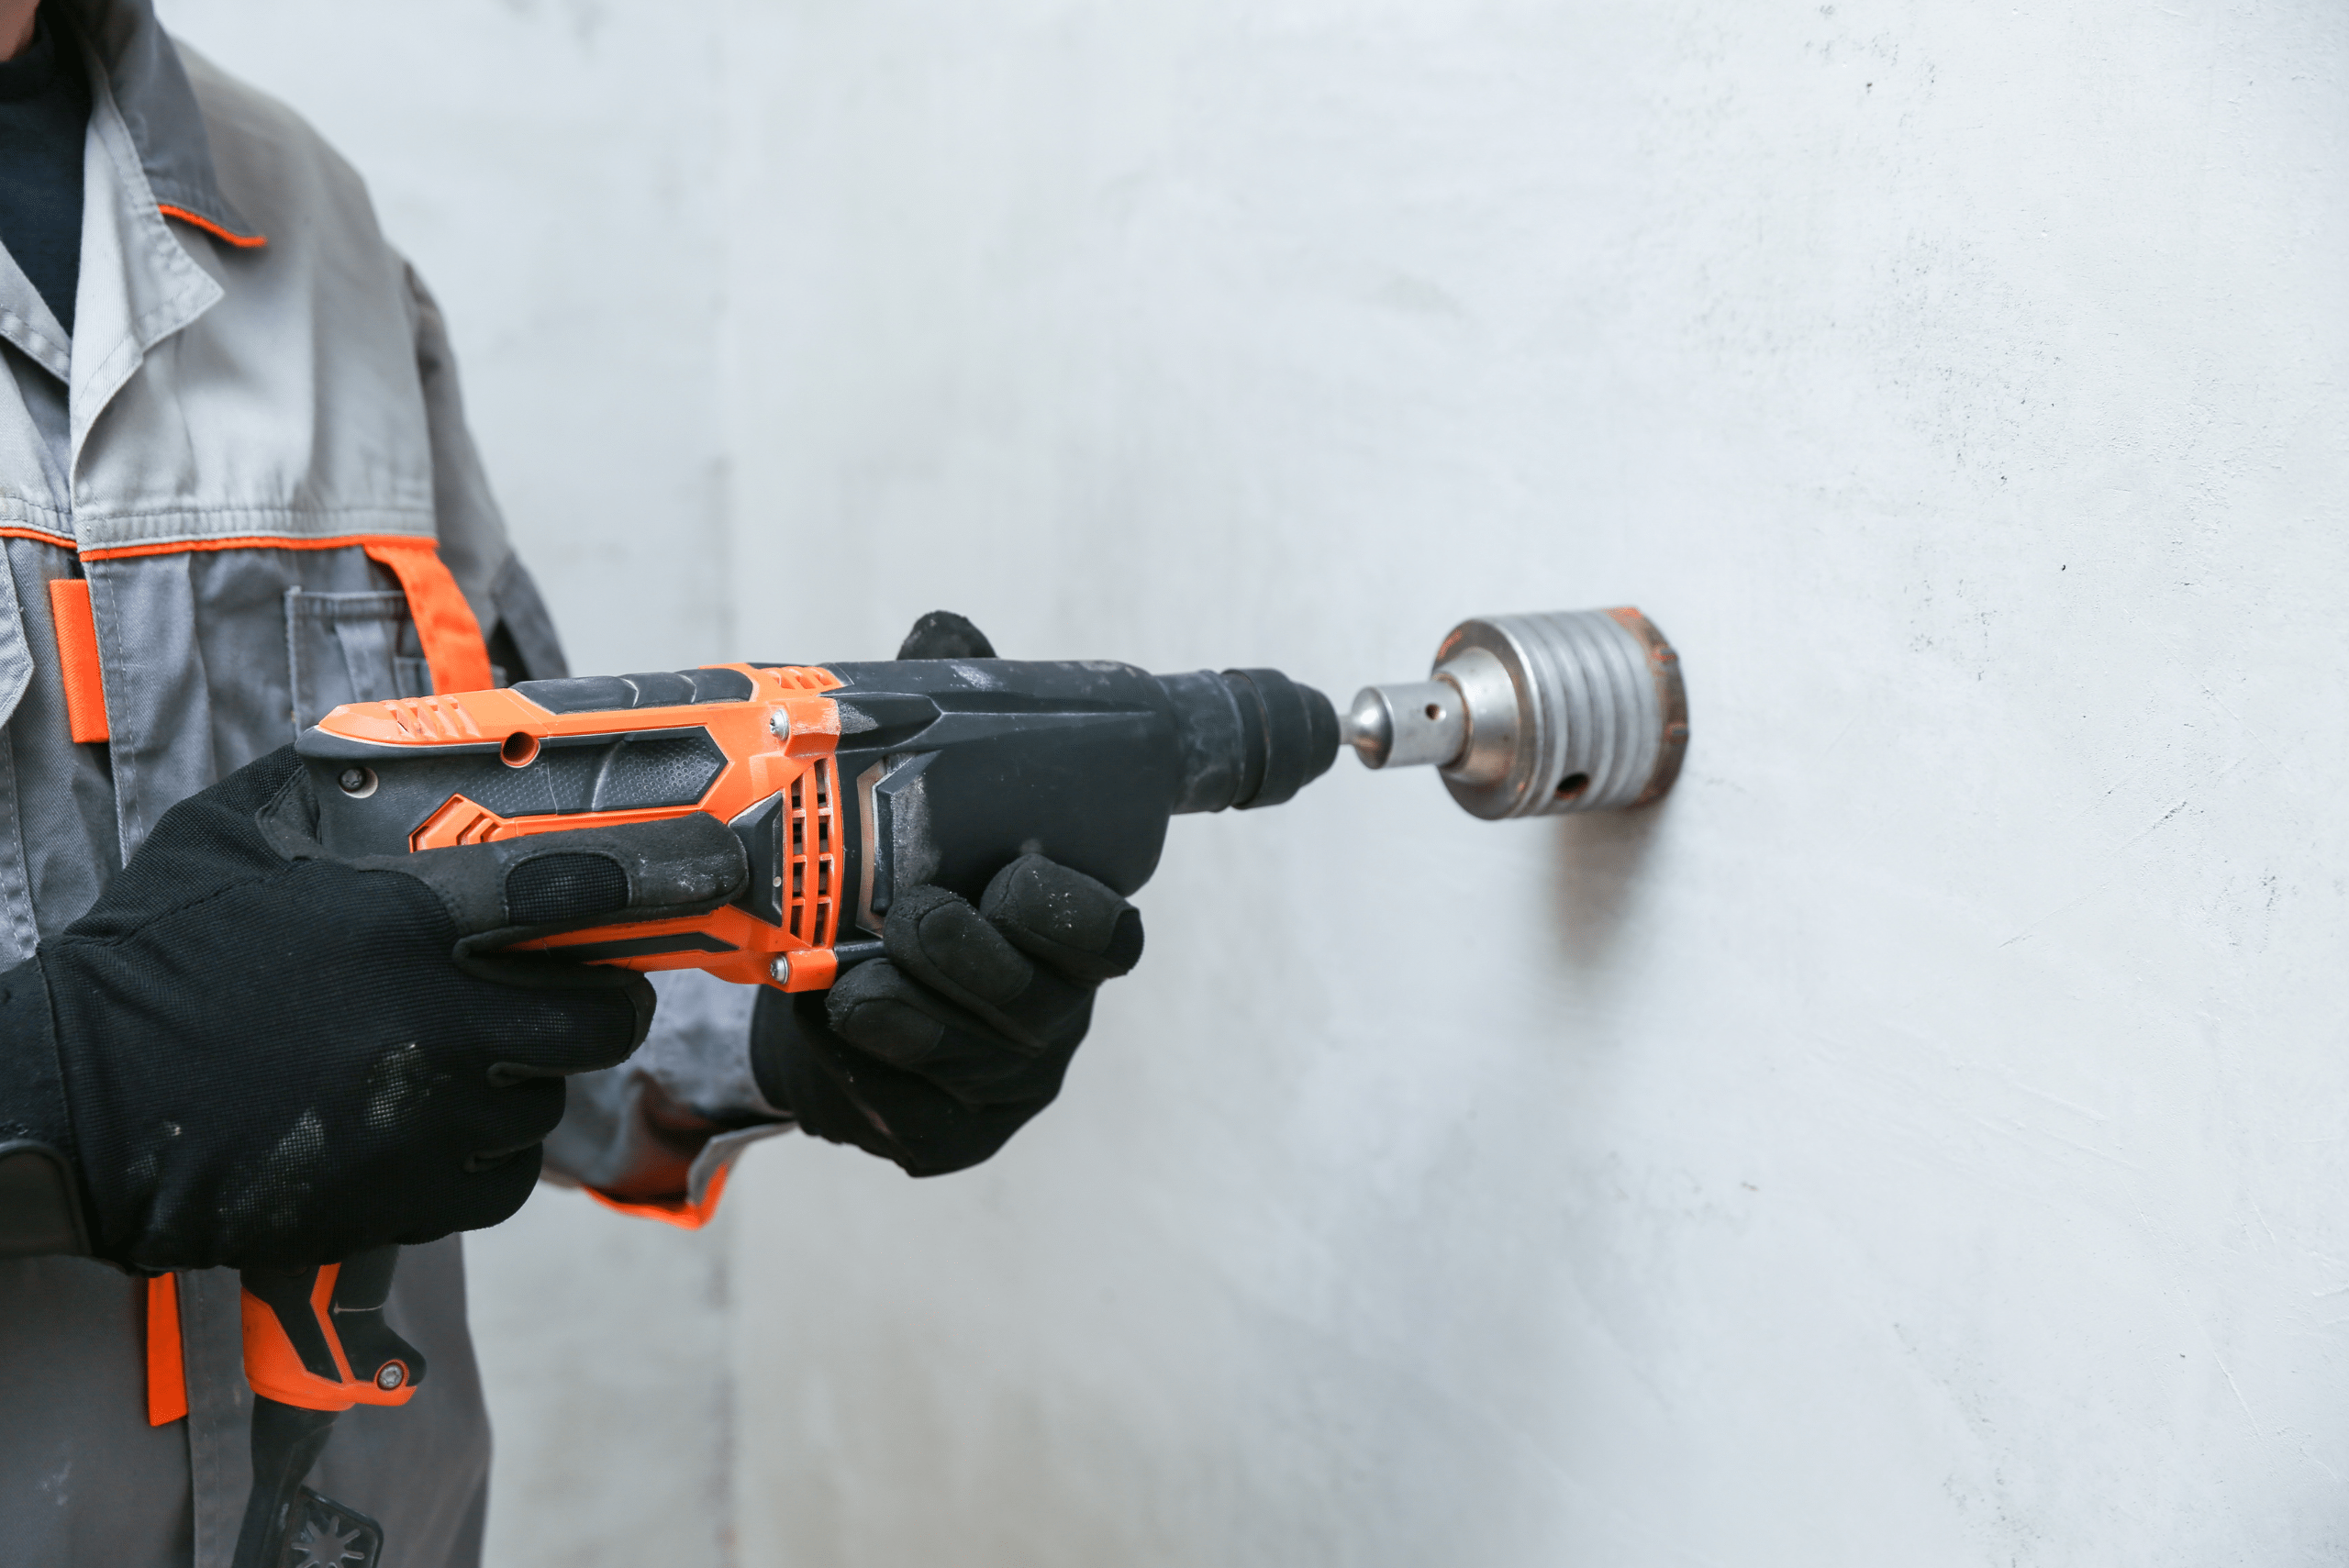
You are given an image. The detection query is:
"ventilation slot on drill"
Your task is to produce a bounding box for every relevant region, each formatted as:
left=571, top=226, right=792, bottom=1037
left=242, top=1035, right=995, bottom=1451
left=811, top=760, right=837, bottom=947
left=787, top=777, right=807, bottom=939
left=783, top=761, right=840, bottom=947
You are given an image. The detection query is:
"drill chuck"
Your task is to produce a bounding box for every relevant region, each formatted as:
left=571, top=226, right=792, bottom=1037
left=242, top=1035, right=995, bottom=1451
left=1159, top=668, right=1341, bottom=814
left=1341, top=608, right=1688, bottom=819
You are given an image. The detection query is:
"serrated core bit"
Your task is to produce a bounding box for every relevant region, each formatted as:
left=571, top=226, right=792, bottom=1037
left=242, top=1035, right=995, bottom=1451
left=1341, top=607, right=1688, bottom=820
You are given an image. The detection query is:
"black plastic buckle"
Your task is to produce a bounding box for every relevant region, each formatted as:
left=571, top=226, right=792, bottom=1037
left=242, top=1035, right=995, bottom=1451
left=275, top=1488, right=382, bottom=1568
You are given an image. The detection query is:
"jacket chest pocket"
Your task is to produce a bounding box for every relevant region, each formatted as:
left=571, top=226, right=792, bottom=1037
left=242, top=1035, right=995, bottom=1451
left=284, top=588, right=433, bottom=734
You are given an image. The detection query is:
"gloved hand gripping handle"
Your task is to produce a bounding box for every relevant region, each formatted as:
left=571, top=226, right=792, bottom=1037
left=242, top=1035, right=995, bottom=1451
left=217, top=806, right=747, bottom=1568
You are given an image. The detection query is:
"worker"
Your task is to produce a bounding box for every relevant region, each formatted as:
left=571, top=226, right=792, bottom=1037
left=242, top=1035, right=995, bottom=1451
left=0, top=3, right=1143, bottom=1562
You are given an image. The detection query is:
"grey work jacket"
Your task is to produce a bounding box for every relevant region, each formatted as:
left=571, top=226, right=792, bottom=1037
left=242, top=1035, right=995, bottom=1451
left=0, top=6, right=780, bottom=1564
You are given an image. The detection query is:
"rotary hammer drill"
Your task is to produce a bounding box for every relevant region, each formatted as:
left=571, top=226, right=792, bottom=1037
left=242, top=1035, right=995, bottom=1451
left=231, top=604, right=1687, bottom=1567
left=232, top=641, right=1338, bottom=1566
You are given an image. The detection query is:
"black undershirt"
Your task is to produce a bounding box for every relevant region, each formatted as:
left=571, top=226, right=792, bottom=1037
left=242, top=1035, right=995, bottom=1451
left=0, top=6, right=90, bottom=336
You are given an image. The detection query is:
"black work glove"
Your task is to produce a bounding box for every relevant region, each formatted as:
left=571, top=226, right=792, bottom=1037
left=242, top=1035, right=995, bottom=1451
left=0, top=746, right=745, bottom=1272
left=895, top=609, right=996, bottom=660
left=751, top=856, right=1142, bottom=1176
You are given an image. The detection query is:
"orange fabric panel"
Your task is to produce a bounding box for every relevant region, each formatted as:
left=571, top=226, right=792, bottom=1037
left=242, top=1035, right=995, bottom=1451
left=70, top=531, right=494, bottom=699
left=362, top=539, right=495, bottom=696
left=46, top=578, right=109, bottom=743
left=146, top=1273, right=187, bottom=1426
left=155, top=204, right=267, bottom=249
left=584, top=1162, right=734, bottom=1231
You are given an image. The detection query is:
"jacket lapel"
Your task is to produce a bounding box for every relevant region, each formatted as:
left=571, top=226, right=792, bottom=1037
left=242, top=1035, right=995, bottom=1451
left=64, top=0, right=262, bottom=246
left=67, top=66, right=223, bottom=470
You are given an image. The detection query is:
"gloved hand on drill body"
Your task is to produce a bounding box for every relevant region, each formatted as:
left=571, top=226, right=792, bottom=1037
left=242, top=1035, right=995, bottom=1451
left=749, top=610, right=1146, bottom=1176
left=751, top=855, right=1144, bottom=1176
left=0, top=746, right=746, bottom=1273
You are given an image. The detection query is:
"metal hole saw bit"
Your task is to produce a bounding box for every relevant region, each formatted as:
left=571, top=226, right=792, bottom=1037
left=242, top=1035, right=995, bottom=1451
left=242, top=604, right=1686, bottom=1567
left=1338, top=607, right=1688, bottom=817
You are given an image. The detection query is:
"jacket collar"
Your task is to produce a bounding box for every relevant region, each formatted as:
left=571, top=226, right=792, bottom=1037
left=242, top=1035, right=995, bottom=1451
left=64, top=0, right=263, bottom=248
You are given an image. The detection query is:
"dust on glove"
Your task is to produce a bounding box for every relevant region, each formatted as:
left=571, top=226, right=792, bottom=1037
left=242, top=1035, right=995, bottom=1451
left=7, top=746, right=745, bottom=1271
left=750, top=855, right=1142, bottom=1176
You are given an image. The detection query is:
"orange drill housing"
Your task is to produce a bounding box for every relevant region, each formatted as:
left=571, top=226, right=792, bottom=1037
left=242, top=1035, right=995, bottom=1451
left=302, top=656, right=1342, bottom=997
left=306, top=664, right=847, bottom=990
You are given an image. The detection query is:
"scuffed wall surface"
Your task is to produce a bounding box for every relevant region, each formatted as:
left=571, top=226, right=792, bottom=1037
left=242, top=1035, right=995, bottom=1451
left=162, top=2, right=2349, bottom=1563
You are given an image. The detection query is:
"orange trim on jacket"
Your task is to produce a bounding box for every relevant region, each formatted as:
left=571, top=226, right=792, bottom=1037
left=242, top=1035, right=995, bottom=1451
left=584, top=1163, right=735, bottom=1231
left=76, top=531, right=495, bottom=697
left=45, top=579, right=109, bottom=743
left=360, top=539, right=495, bottom=695
left=145, top=1273, right=187, bottom=1426
left=0, top=525, right=74, bottom=550
left=156, top=204, right=267, bottom=249
left=78, top=531, right=439, bottom=562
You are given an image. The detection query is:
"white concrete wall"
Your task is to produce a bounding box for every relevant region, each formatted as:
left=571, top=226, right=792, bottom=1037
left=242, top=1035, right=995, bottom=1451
left=161, top=3, right=2349, bottom=1564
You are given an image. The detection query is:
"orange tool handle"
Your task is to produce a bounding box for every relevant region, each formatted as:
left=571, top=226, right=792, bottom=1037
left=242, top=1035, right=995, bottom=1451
left=239, top=1246, right=423, bottom=1412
